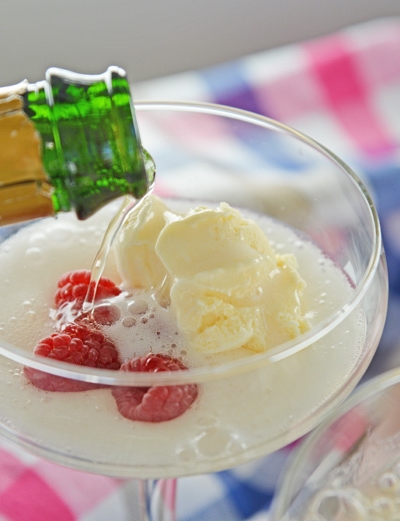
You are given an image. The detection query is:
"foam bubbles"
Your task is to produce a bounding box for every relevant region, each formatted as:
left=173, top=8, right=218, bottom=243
left=127, top=298, right=149, bottom=315
left=122, top=316, right=136, bottom=328
left=25, top=247, right=43, bottom=260
left=305, top=448, right=400, bottom=520
left=97, top=291, right=195, bottom=366
left=46, top=223, right=74, bottom=243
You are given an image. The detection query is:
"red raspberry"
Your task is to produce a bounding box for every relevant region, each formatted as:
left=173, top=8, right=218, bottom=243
left=112, top=353, right=198, bottom=422
left=55, top=269, right=121, bottom=310
left=24, top=322, right=121, bottom=392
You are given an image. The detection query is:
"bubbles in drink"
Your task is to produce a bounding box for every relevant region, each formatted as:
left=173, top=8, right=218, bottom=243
left=25, top=247, right=42, bottom=260
left=308, top=489, right=368, bottom=521
left=28, top=232, right=46, bottom=245
left=122, top=315, right=136, bottom=327
left=47, top=224, right=73, bottom=243
left=177, top=446, right=196, bottom=463
left=378, top=473, right=397, bottom=492
left=303, top=449, right=400, bottom=520
left=196, top=427, right=233, bottom=457
left=92, top=303, right=121, bottom=325
left=127, top=298, right=148, bottom=315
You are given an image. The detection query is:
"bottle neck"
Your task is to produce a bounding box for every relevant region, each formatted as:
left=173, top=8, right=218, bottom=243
left=23, top=66, right=153, bottom=220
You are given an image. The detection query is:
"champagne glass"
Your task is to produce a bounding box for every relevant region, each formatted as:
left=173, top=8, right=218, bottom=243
left=270, top=366, right=400, bottom=521
left=0, top=101, right=388, bottom=520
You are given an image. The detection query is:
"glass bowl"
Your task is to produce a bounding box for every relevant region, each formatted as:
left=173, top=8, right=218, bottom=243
left=0, top=101, right=388, bottom=480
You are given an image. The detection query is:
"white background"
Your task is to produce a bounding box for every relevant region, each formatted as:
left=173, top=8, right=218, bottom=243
left=1, top=0, right=400, bottom=85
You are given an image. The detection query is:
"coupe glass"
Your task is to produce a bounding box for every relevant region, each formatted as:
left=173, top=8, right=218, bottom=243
left=0, top=101, right=388, bottom=520
left=270, top=366, right=400, bottom=521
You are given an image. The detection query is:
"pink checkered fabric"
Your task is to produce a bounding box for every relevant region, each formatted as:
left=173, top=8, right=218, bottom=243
left=135, top=18, right=400, bottom=162
left=1, top=17, right=400, bottom=521
left=0, top=443, right=125, bottom=520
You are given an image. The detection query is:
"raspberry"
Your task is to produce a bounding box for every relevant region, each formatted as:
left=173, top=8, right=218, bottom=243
left=55, top=269, right=121, bottom=310
left=24, top=322, right=121, bottom=392
left=112, top=353, right=198, bottom=422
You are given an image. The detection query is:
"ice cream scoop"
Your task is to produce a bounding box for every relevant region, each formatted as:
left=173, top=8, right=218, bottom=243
left=115, top=195, right=310, bottom=354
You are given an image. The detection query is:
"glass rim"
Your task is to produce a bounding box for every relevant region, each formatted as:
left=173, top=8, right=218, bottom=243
left=271, top=365, right=400, bottom=517
left=0, top=99, right=384, bottom=386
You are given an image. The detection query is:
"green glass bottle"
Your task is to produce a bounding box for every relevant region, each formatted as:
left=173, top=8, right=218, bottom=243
left=0, top=66, right=154, bottom=225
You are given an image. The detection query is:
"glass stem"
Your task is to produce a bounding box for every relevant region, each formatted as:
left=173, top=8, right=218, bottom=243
left=137, top=479, right=177, bottom=521
left=138, top=479, right=152, bottom=521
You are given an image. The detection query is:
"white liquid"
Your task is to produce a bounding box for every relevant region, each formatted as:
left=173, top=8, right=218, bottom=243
left=0, top=201, right=365, bottom=478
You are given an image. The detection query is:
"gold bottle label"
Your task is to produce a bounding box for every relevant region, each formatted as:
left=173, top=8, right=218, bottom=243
left=0, top=86, right=53, bottom=225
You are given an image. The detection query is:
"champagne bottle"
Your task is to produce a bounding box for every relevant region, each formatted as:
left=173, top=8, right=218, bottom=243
left=0, top=66, right=155, bottom=226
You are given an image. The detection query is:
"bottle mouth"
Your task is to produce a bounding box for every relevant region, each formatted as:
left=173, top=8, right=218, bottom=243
left=142, top=147, right=156, bottom=191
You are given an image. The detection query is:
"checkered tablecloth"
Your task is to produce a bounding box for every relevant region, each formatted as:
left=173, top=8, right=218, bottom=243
left=1, top=17, right=400, bottom=521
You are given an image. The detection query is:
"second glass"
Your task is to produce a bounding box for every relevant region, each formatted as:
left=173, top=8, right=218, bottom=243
left=270, top=367, right=400, bottom=521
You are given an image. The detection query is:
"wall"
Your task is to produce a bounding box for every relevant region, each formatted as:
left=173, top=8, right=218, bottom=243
left=1, top=0, right=400, bottom=85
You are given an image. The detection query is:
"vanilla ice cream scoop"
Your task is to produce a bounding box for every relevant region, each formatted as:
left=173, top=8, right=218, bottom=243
left=115, top=194, right=172, bottom=291
left=115, top=195, right=310, bottom=354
